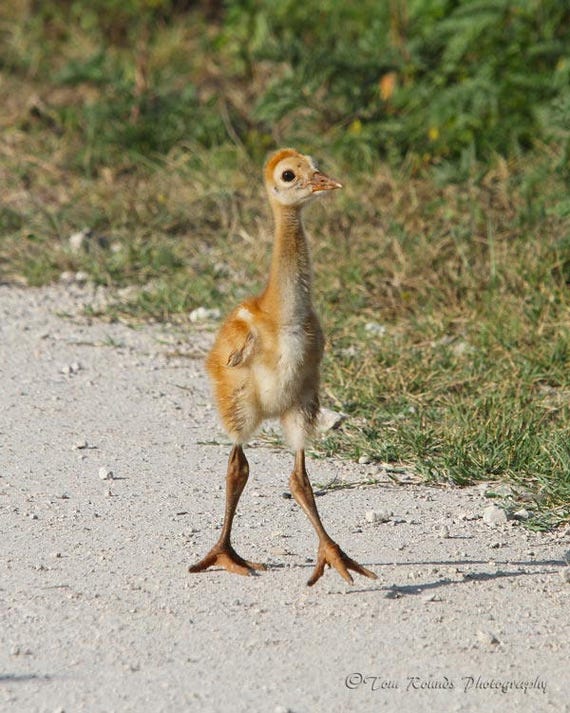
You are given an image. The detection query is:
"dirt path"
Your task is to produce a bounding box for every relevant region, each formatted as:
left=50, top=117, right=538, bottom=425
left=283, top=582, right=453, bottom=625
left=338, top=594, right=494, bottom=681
left=1, top=284, right=568, bottom=713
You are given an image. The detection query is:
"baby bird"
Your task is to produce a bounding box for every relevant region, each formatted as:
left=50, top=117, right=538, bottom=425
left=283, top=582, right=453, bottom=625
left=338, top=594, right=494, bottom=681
left=190, top=148, right=377, bottom=586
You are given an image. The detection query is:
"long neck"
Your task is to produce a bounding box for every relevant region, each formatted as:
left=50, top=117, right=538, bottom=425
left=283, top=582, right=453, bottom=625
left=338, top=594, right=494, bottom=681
left=262, top=203, right=313, bottom=324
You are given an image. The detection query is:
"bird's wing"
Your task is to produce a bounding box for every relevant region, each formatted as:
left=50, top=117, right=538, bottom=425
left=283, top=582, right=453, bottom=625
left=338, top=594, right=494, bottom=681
left=226, top=330, right=256, bottom=367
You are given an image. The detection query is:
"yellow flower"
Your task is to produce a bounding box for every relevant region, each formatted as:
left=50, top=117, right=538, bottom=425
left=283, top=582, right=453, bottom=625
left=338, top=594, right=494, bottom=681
left=428, top=126, right=439, bottom=141
left=349, top=119, right=362, bottom=135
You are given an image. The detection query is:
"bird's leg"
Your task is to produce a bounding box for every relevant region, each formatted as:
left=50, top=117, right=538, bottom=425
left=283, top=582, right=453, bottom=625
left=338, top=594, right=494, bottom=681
left=289, top=450, right=377, bottom=586
left=189, top=445, right=266, bottom=576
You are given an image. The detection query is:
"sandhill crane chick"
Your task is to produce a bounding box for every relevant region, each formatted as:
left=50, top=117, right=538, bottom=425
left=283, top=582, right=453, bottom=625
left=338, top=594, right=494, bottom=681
left=190, top=148, right=377, bottom=586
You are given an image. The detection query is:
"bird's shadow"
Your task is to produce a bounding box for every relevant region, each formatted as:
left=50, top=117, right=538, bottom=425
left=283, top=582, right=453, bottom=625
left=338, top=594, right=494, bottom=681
left=0, top=674, right=52, bottom=684
left=192, top=557, right=566, bottom=596
left=285, top=557, right=566, bottom=596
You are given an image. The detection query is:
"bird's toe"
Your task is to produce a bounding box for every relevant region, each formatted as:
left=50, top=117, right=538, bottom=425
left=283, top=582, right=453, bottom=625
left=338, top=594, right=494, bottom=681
left=307, top=539, right=376, bottom=586
left=189, top=543, right=266, bottom=577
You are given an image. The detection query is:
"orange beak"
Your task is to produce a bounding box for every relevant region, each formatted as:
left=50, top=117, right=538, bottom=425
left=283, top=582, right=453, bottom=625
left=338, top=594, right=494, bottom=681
left=309, top=171, right=343, bottom=193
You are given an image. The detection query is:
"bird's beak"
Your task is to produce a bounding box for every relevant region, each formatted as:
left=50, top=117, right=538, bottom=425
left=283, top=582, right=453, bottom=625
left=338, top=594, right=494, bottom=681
left=309, top=171, right=343, bottom=193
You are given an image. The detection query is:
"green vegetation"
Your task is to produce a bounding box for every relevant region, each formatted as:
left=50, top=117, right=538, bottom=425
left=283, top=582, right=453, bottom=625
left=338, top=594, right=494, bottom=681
left=1, top=0, right=568, bottom=525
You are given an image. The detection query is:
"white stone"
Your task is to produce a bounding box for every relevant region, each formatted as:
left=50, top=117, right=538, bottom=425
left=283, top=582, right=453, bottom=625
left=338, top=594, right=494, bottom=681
left=364, top=321, right=387, bottom=337
left=365, top=509, right=392, bottom=524
left=189, top=307, right=221, bottom=323
left=477, top=629, right=499, bottom=645
left=318, top=407, right=347, bottom=432
left=482, top=505, right=508, bottom=527
left=513, top=508, right=531, bottom=521
left=69, top=228, right=92, bottom=253
left=98, top=467, right=114, bottom=481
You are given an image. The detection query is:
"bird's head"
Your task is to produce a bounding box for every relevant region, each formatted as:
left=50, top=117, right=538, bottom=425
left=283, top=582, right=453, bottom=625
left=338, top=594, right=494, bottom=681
left=264, top=148, right=342, bottom=208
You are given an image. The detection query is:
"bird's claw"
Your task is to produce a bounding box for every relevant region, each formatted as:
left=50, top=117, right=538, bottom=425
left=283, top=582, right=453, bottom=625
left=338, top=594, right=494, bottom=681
left=189, top=542, right=266, bottom=577
left=307, top=538, right=377, bottom=586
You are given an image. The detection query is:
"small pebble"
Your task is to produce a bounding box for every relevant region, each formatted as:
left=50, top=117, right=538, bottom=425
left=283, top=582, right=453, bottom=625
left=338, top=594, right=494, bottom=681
left=340, top=345, right=358, bottom=358
left=11, top=646, right=32, bottom=656
left=452, top=340, right=472, bottom=357
left=560, top=569, right=570, bottom=584
left=364, top=321, right=386, bottom=337
left=477, top=629, right=499, bottom=645
left=358, top=454, right=372, bottom=465
left=458, top=512, right=479, bottom=521
left=98, top=467, right=114, bottom=481
left=318, top=407, right=347, bottom=432
left=60, top=271, right=89, bottom=285
left=482, top=505, right=508, bottom=527
left=61, top=362, right=82, bottom=375
left=436, top=524, right=450, bottom=538
left=189, top=306, right=221, bottom=323
left=513, top=508, right=531, bottom=521
left=423, top=593, right=441, bottom=603
left=484, top=483, right=514, bottom=498
left=59, top=271, right=75, bottom=284
left=365, top=509, right=392, bottom=524
left=68, top=227, right=93, bottom=253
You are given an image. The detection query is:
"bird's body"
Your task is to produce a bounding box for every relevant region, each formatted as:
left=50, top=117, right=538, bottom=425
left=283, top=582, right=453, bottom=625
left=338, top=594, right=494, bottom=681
left=207, top=297, right=321, bottom=442
left=190, top=148, right=376, bottom=586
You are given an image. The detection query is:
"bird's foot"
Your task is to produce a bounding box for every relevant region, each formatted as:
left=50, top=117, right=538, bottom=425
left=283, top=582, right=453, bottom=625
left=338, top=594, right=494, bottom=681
left=189, top=542, right=266, bottom=577
left=307, top=537, right=377, bottom=586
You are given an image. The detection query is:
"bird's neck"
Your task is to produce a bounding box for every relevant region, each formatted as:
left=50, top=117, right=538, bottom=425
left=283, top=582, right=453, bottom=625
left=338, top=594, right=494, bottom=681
left=262, top=204, right=313, bottom=325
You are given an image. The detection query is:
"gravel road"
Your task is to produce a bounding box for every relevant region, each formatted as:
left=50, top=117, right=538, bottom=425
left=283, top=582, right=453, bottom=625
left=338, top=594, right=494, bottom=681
left=1, top=284, right=569, bottom=713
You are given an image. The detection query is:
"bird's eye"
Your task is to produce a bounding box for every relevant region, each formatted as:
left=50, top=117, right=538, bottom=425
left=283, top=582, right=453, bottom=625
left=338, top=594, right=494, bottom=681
left=281, top=170, right=295, bottom=182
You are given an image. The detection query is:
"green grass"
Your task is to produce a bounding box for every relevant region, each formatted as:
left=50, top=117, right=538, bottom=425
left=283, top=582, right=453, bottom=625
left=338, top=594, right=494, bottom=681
left=0, top=1, right=569, bottom=527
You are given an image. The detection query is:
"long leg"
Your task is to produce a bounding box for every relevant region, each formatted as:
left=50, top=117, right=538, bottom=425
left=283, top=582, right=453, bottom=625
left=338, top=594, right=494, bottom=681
left=189, top=445, right=266, bottom=576
left=289, top=449, right=377, bottom=586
